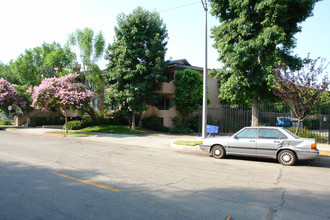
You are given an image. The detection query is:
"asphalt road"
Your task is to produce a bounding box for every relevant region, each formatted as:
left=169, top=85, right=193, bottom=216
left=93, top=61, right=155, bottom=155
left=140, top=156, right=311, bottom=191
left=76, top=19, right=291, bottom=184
left=0, top=131, right=330, bottom=220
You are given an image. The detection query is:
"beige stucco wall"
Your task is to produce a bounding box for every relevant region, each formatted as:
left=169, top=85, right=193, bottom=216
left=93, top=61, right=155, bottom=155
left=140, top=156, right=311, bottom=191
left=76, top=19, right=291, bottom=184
left=154, top=81, right=175, bottom=94
left=145, top=105, right=179, bottom=127
left=145, top=66, right=220, bottom=128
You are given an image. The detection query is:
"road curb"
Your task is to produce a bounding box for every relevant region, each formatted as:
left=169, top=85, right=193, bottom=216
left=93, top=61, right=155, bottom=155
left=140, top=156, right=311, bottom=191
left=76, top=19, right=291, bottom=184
left=43, top=133, right=67, bottom=138
left=170, top=141, right=201, bottom=152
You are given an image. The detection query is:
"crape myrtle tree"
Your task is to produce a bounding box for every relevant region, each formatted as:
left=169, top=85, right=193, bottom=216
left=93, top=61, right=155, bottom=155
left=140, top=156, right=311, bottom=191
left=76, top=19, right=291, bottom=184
left=209, top=0, right=320, bottom=126
left=2, top=42, right=76, bottom=112
left=273, top=56, right=329, bottom=134
left=174, top=69, right=203, bottom=116
left=28, top=73, right=94, bottom=133
left=104, top=7, right=168, bottom=130
left=0, top=78, right=26, bottom=114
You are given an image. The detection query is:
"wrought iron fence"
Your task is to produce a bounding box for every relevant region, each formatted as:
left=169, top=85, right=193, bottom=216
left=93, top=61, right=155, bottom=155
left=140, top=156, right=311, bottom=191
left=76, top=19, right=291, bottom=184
left=198, top=104, right=330, bottom=143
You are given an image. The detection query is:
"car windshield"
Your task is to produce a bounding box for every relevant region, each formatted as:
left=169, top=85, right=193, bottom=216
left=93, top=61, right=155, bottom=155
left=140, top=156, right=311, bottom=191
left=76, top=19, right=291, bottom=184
left=283, top=128, right=299, bottom=139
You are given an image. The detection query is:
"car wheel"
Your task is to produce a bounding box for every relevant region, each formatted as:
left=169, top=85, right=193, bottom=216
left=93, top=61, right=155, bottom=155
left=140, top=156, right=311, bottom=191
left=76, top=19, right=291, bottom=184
left=278, top=150, right=296, bottom=166
left=211, top=145, right=226, bottom=159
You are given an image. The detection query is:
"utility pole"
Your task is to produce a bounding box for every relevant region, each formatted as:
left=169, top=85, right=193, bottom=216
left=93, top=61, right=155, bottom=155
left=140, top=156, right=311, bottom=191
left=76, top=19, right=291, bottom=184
left=201, top=0, right=208, bottom=138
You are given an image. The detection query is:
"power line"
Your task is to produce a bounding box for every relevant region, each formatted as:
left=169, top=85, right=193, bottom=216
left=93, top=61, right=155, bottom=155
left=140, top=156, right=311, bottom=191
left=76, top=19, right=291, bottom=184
left=159, top=2, right=201, bottom=13
left=94, top=2, right=201, bottom=28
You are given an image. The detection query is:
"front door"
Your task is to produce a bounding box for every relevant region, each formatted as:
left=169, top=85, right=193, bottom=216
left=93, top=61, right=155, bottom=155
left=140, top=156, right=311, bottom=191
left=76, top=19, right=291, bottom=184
left=228, top=128, right=257, bottom=155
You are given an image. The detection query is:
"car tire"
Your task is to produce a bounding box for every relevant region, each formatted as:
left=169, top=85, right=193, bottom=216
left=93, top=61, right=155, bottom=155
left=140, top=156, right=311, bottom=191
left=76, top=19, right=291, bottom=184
left=211, top=145, right=226, bottom=159
left=278, top=150, right=296, bottom=166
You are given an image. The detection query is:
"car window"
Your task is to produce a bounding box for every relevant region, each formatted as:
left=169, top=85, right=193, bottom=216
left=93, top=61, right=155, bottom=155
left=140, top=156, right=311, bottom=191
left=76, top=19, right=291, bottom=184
left=259, top=129, right=279, bottom=139
left=277, top=130, right=288, bottom=139
left=283, top=128, right=299, bottom=139
left=236, top=128, right=257, bottom=139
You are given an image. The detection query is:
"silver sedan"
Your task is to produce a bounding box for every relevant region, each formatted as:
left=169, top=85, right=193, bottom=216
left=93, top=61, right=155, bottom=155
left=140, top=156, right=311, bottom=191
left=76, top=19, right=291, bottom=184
left=199, top=126, right=319, bottom=165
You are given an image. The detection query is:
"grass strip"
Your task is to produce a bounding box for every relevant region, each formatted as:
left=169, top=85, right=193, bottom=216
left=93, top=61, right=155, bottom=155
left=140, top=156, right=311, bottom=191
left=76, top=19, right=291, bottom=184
left=174, top=140, right=201, bottom=146
left=0, top=126, right=24, bottom=129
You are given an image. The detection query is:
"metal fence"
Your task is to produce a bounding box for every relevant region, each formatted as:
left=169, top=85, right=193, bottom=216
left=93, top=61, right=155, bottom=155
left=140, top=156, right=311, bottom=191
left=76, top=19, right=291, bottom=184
left=198, top=104, right=330, bottom=143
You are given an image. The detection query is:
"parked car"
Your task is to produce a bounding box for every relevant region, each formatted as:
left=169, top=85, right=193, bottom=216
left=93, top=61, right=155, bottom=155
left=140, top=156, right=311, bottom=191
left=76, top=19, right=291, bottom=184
left=199, top=126, right=319, bottom=165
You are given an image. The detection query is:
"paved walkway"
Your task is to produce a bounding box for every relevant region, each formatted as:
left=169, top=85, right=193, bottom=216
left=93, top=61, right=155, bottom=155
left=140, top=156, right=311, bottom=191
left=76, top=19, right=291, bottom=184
left=5, top=127, right=330, bottom=152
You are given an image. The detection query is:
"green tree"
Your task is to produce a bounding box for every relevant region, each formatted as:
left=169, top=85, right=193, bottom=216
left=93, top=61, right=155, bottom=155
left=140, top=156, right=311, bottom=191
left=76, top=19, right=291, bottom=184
left=0, top=61, right=18, bottom=84
left=174, top=69, right=203, bottom=116
left=209, top=0, right=319, bottom=126
left=67, top=27, right=106, bottom=118
left=104, top=7, right=168, bottom=130
left=67, top=28, right=105, bottom=88
left=10, top=42, right=75, bottom=87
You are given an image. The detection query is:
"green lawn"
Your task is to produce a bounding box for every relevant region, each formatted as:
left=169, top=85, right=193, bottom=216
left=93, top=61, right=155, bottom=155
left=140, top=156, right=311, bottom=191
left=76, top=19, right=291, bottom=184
left=80, top=125, right=149, bottom=135
left=0, top=126, right=24, bottom=129
left=49, top=131, right=94, bottom=136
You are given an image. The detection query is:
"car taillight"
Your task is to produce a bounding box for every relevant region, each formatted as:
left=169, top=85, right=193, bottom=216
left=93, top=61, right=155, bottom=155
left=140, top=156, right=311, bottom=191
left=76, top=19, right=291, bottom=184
left=311, top=144, right=317, bottom=150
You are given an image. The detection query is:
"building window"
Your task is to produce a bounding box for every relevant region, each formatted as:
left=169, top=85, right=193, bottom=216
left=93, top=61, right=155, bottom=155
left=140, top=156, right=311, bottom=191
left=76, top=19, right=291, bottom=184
left=155, top=97, right=174, bottom=110
left=165, top=72, right=175, bottom=83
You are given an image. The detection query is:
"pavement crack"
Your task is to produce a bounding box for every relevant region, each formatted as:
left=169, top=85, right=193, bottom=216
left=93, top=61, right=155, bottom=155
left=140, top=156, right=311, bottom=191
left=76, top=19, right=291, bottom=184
left=267, top=167, right=286, bottom=220
left=267, top=190, right=286, bottom=220
left=275, top=166, right=283, bottom=185
left=165, top=177, right=191, bottom=187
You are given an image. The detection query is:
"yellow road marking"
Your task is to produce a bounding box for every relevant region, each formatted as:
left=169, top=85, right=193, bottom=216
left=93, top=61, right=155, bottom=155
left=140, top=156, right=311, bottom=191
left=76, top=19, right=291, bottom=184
left=53, top=172, right=120, bottom=192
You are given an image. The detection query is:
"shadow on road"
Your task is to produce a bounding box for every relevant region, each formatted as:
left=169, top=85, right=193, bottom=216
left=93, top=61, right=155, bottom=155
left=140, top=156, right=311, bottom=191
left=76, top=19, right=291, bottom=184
left=204, top=155, right=330, bottom=168
left=1, top=159, right=330, bottom=220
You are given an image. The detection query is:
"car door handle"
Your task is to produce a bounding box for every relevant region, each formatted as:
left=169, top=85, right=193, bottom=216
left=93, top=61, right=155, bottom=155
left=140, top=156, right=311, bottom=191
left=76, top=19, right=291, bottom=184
left=274, top=141, right=281, bottom=144
left=250, top=140, right=256, bottom=143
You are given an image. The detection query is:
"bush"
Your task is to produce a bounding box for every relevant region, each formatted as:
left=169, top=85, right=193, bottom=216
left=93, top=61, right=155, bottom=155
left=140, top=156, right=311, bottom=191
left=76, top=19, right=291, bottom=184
left=142, top=115, right=168, bottom=132
left=80, top=116, right=97, bottom=128
left=0, top=120, right=9, bottom=125
left=65, top=120, right=83, bottom=130
left=29, top=117, right=48, bottom=127
left=47, top=117, right=65, bottom=125
left=170, top=116, right=194, bottom=134
left=109, top=111, right=129, bottom=125
left=287, top=127, right=328, bottom=143
left=28, top=116, right=65, bottom=127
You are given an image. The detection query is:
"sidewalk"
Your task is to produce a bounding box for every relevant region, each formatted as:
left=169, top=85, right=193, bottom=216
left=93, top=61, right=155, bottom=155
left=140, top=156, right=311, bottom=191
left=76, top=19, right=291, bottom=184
left=5, top=127, right=202, bottom=152
left=5, top=127, right=330, bottom=152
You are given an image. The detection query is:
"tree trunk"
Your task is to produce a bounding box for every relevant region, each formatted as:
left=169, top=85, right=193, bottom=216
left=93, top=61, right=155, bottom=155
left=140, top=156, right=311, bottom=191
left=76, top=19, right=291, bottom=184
left=138, top=111, right=145, bottom=129
left=131, top=112, right=136, bottom=130
left=88, top=105, right=99, bottom=123
left=98, top=82, right=105, bottom=116
left=295, top=119, right=302, bottom=135
left=64, top=107, right=68, bottom=133
left=251, top=95, right=259, bottom=126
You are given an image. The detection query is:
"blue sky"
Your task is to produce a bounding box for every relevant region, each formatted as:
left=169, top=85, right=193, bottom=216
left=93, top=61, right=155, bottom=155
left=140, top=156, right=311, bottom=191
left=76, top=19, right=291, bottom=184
left=0, top=0, right=329, bottom=70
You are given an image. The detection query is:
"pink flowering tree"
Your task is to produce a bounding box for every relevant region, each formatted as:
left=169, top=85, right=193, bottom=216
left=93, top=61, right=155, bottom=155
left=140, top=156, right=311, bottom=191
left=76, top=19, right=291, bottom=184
left=28, top=73, right=94, bottom=133
left=0, top=78, right=26, bottom=114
